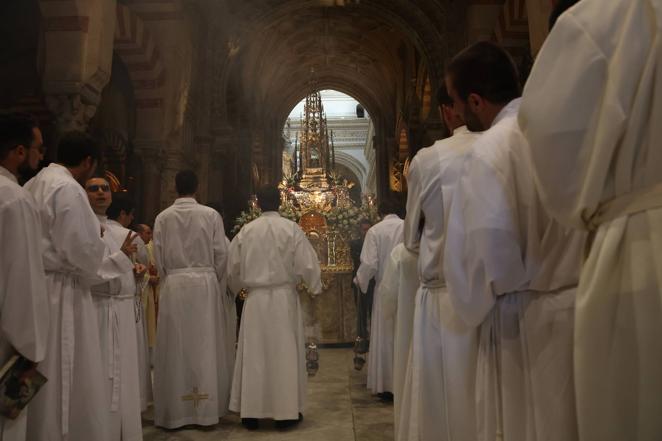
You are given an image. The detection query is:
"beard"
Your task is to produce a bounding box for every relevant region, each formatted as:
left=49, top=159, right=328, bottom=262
left=17, top=160, right=38, bottom=184
left=464, top=106, right=485, bottom=132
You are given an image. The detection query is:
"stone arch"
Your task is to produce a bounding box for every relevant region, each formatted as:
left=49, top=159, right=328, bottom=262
left=334, top=151, right=367, bottom=193
left=113, top=3, right=166, bottom=138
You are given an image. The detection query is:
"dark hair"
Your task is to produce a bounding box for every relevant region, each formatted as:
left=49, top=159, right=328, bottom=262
left=446, top=41, right=521, bottom=105
left=57, top=131, right=100, bottom=167
left=0, top=112, right=38, bottom=161
left=378, top=198, right=400, bottom=217
left=256, top=185, right=281, bottom=212
left=134, top=223, right=152, bottom=233
left=107, top=193, right=135, bottom=221
left=436, top=83, right=453, bottom=107
left=549, top=0, right=581, bottom=29
left=175, top=170, right=198, bottom=195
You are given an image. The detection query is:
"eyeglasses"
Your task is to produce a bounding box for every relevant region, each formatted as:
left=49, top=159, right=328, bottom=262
left=86, top=184, right=110, bottom=193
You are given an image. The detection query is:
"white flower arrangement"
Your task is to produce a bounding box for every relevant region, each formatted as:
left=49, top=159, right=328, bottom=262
left=232, top=206, right=262, bottom=235
left=232, top=197, right=379, bottom=240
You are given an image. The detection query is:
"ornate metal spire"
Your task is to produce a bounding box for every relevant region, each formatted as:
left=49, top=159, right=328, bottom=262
left=297, top=90, right=333, bottom=189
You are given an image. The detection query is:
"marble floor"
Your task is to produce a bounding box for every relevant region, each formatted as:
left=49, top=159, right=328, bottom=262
left=142, top=349, right=394, bottom=441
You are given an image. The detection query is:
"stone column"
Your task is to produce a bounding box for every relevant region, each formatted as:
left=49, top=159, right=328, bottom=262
left=160, top=150, right=186, bottom=210
left=209, top=129, right=237, bottom=203
left=193, top=136, right=213, bottom=204
left=207, top=149, right=226, bottom=206
left=134, top=140, right=164, bottom=223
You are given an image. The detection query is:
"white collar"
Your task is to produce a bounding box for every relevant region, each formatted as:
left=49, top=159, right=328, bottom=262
left=451, top=125, right=469, bottom=136
left=96, top=214, right=108, bottom=223
left=174, top=197, right=197, bottom=205
left=492, top=98, right=522, bottom=127
left=261, top=211, right=281, bottom=217
left=48, top=162, right=75, bottom=178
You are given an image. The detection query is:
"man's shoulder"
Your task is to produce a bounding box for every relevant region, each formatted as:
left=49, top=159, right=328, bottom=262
left=194, top=203, right=217, bottom=215
left=241, top=215, right=298, bottom=238
left=157, top=203, right=181, bottom=218
left=106, top=221, right=130, bottom=236
left=412, top=144, right=438, bottom=164
left=471, top=117, right=522, bottom=163
left=252, top=214, right=295, bottom=228
left=27, top=166, right=78, bottom=193
left=415, top=132, right=478, bottom=169
left=462, top=118, right=530, bottom=189
left=372, top=216, right=402, bottom=232
left=0, top=178, right=36, bottom=212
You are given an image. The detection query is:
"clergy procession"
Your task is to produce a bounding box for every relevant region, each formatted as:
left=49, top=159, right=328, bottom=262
left=0, top=0, right=661, bottom=440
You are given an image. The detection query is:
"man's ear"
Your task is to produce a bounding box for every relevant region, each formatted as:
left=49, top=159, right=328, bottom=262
left=467, top=93, right=483, bottom=111
left=13, top=144, right=27, bottom=159
left=440, top=104, right=451, bottom=121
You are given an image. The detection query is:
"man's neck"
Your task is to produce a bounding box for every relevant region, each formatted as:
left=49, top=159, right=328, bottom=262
left=178, top=194, right=195, bottom=199
left=482, top=106, right=504, bottom=129
left=448, top=122, right=463, bottom=133
left=60, top=163, right=83, bottom=183
left=482, top=99, right=517, bottom=129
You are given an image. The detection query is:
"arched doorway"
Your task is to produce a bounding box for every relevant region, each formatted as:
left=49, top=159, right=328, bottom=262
left=283, top=89, right=374, bottom=202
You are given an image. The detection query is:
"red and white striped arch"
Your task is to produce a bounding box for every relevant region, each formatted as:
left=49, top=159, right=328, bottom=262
left=114, top=3, right=165, bottom=110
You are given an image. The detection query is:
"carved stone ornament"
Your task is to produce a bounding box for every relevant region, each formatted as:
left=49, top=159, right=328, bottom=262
left=45, top=94, right=97, bottom=132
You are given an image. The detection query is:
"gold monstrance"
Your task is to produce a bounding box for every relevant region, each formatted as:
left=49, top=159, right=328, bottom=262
left=283, top=91, right=353, bottom=272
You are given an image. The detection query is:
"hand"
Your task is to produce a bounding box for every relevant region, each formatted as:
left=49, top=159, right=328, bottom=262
left=148, top=263, right=158, bottom=276
left=133, top=263, right=147, bottom=276
left=121, top=231, right=138, bottom=258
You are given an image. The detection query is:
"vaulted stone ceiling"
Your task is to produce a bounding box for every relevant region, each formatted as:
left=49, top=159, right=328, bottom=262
left=231, top=0, right=460, bottom=124
left=183, top=0, right=470, bottom=194
left=202, top=0, right=467, bottom=131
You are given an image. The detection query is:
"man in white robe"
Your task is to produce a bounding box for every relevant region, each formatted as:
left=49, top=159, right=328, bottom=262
left=135, top=223, right=159, bottom=369
left=85, top=179, right=144, bottom=441
left=0, top=113, right=50, bottom=441
left=112, top=213, right=152, bottom=413
left=25, top=131, right=115, bottom=441
left=443, top=42, right=585, bottom=441
left=355, top=201, right=404, bottom=398
left=519, top=1, right=662, bottom=438
left=377, top=243, right=417, bottom=440
left=152, top=170, right=231, bottom=429
left=228, top=185, right=321, bottom=430
left=401, top=86, right=481, bottom=441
